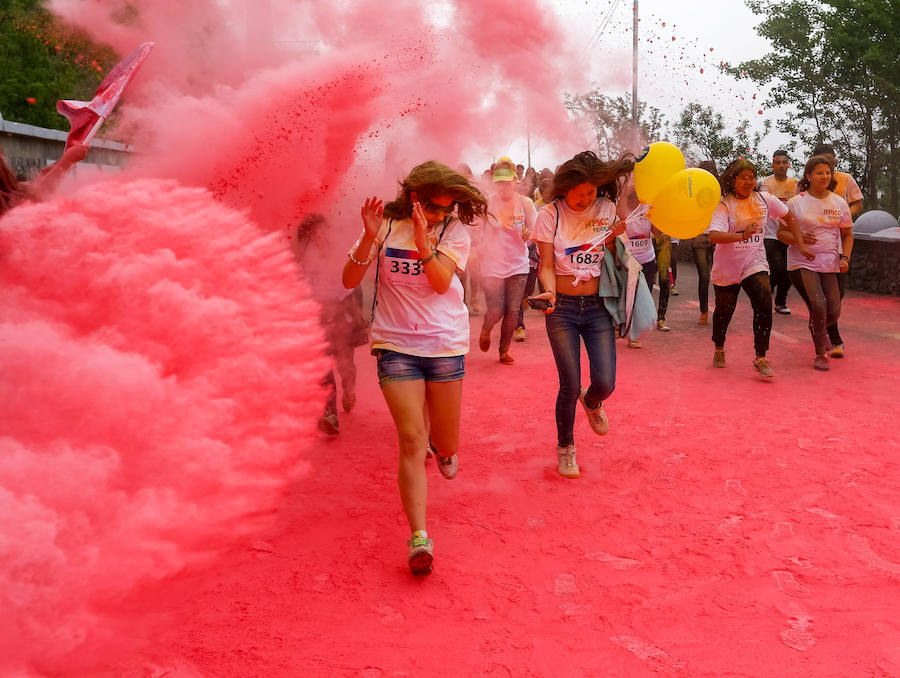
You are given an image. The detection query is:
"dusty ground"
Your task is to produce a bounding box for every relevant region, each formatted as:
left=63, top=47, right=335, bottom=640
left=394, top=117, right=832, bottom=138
left=99, top=266, right=900, bottom=678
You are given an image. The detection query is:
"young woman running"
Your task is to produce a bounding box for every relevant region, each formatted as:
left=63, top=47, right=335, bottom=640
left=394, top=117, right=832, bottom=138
left=477, top=157, right=537, bottom=363
left=529, top=151, right=632, bottom=478
left=342, top=161, right=488, bottom=575
left=778, top=155, right=853, bottom=371
left=708, top=159, right=811, bottom=378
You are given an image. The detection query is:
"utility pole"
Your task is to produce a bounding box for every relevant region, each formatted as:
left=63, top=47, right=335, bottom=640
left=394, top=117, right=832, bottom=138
left=526, top=117, right=532, bottom=169
left=632, top=0, right=639, bottom=133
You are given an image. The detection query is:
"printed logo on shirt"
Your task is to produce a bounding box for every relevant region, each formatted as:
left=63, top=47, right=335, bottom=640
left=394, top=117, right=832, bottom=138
left=590, top=217, right=610, bottom=233
left=823, top=209, right=842, bottom=217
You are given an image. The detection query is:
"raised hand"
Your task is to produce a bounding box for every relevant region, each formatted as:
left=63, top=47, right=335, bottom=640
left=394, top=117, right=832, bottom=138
left=361, top=196, right=384, bottom=239
left=411, top=201, right=429, bottom=251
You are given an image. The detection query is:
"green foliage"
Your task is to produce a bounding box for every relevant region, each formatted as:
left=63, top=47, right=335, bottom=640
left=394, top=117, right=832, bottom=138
left=0, top=0, right=118, bottom=131
left=735, top=0, right=900, bottom=212
left=671, top=102, right=773, bottom=171
left=564, top=91, right=668, bottom=158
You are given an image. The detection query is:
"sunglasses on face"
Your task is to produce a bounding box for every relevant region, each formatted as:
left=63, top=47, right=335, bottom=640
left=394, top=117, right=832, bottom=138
left=421, top=199, right=456, bottom=216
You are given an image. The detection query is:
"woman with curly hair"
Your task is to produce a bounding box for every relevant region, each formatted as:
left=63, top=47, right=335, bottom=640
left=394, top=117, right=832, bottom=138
left=342, top=160, right=488, bottom=575
left=529, top=151, right=633, bottom=478
left=708, top=158, right=811, bottom=378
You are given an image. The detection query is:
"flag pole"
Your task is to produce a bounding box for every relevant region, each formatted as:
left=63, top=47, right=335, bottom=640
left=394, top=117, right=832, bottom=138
left=81, top=116, right=107, bottom=147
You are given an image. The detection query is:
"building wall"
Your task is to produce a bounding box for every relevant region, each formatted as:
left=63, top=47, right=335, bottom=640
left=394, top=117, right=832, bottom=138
left=1, top=114, right=131, bottom=180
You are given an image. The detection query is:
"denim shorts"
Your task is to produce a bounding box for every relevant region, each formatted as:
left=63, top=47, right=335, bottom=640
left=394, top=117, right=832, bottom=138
left=375, top=349, right=466, bottom=387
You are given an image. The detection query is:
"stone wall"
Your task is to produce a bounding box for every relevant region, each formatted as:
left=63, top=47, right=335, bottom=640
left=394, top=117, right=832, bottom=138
left=1, top=114, right=130, bottom=180
left=672, top=235, right=900, bottom=297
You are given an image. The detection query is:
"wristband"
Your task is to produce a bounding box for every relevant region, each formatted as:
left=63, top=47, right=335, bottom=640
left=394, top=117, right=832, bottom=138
left=840, top=254, right=849, bottom=260
left=420, top=250, right=436, bottom=265
left=348, top=250, right=374, bottom=265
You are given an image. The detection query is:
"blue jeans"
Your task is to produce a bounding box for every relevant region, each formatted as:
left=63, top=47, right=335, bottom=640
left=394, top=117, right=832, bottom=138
left=545, top=294, right=617, bottom=447
left=375, top=350, right=465, bottom=387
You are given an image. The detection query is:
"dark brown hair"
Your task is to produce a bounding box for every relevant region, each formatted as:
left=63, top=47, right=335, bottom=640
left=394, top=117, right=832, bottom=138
left=797, top=155, right=837, bottom=192
left=0, top=154, right=24, bottom=216
left=383, top=161, right=488, bottom=225
left=719, top=158, right=758, bottom=196
left=552, top=151, right=634, bottom=203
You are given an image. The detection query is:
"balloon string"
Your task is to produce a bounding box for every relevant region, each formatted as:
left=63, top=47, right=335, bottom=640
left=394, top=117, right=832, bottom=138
left=622, top=203, right=649, bottom=223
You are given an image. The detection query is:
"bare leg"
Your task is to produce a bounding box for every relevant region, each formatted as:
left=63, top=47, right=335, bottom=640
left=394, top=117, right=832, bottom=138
left=380, top=380, right=429, bottom=532
left=425, top=379, right=463, bottom=460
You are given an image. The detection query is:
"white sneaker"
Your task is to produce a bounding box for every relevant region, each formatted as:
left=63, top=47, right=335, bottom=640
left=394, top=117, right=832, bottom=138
left=578, top=387, right=609, bottom=435
left=556, top=444, right=580, bottom=478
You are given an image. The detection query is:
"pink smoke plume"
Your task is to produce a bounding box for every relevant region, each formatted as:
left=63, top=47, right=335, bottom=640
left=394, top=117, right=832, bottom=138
left=0, top=180, right=327, bottom=675
left=5, top=0, right=599, bottom=674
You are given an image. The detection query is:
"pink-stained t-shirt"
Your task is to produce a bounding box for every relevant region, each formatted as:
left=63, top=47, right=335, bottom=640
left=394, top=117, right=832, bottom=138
left=623, top=215, right=656, bottom=265
left=786, top=192, right=853, bottom=273
left=531, top=198, right=616, bottom=286
left=351, top=216, right=470, bottom=357
left=476, top=192, right=537, bottom=279
left=709, top=192, right=787, bottom=286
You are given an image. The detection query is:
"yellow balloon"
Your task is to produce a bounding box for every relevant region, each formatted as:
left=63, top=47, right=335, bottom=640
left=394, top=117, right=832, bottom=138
left=633, top=142, right=686, bottom=203
left=647, top=168, right=722, bottom=239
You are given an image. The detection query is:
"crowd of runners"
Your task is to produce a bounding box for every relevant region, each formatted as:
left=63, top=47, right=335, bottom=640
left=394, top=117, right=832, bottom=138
left=329, top=143, right=862, bottom=575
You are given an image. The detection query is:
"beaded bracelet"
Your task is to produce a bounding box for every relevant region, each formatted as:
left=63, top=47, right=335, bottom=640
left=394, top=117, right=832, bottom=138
left=348, top=250, right=374, bottom=265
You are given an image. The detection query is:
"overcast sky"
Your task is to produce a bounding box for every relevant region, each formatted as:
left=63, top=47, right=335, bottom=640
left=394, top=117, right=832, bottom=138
left=516, top=0, right=785, bottom=167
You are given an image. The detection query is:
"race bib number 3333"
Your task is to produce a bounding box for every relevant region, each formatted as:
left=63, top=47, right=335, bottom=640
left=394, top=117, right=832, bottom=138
left=384, top=247, right=426, bottom=284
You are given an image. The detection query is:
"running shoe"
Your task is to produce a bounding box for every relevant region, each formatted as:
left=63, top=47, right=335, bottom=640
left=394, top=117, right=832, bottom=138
left=430, top=442, right=458, bottom=479
left=341, top=389, right=356, bottom=413
left=814, top=354, right=830, bottom=371
left=830, top=343, right=844, bottom=358
left=317, top=411, right=339, bottom=435
left=628, top=338, right=642, bottom=349
left=656, top=320, right=671, bottom=332
left=499, top=353, right=515, bottom=365
left=713, top=348, right=726, bottom=368
left=671, top=286, right=679, bottom=296
left=556, top=444, right=580, bottom=478
left=698, top=313, right=708, bottom=326
left=479, top=328, right=490, bottom=352
left=513, top=327, right=526, bottom=342
left=753, top=356, right=775, bottom=379
left=579, top=387, right=609, bottom=436
left=407, top=534, right=434, bottom=575
left=774, top=305, right=792, bottom=315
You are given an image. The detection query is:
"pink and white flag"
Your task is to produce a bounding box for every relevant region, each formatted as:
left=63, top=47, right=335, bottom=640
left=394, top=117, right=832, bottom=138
left=57, top=42, right=155, bottom=149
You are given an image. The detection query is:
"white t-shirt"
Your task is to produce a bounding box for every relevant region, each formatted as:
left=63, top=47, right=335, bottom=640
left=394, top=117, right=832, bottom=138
left=351, top=217, right=470, bottom=357
left=476, top=193, right=537, bottom=279
left=709, top=192, right=787, bottom=286
left=759, top=175, right=797, bottom=201
left=786, top=192, right=852, bottom=273
left=623, top=216, right=655, bottom=265
left=531, top=198, right=616, bottom=285
left=759, top=176, right=798, bottom=238
left=833, top=172, right=863, bottom=205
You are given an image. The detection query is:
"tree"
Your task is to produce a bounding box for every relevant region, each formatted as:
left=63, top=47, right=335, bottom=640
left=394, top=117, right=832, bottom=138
left=0, top=0, right=118, bottom=131
left=671, top=102, right=773, bottom=171
left=564, top=91, right=668, bottom=158
left=733, top=0, right=900, bottom=212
